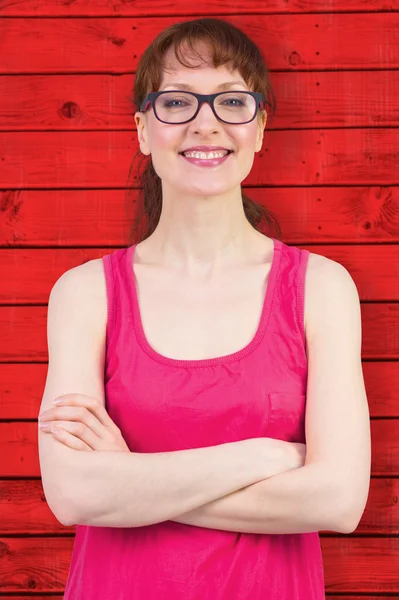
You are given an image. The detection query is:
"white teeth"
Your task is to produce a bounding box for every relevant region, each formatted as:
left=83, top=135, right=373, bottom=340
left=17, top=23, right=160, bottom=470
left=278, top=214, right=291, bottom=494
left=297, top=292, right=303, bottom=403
left=183, top=150, right=229, bottom=159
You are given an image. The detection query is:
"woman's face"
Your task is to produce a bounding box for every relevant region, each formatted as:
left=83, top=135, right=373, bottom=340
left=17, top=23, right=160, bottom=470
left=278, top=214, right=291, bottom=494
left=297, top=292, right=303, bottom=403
left=134, top=45, right=267, bottom=200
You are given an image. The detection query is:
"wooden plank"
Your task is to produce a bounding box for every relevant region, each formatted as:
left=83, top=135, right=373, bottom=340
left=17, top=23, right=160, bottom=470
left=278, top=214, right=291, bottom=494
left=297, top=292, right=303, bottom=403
left=1, top=362, right=398, bottom=420
left=0, top=596, right=396, bottom=600
left=0, top=597, right=394, bottom=600
left=0, top=303, right=397, bottom=361
left=4, top=597, right=393, bottom=600
left=1, top=245, right=398, bottom=303
left=7, top=592, right=399, bottom=600
left=1, top=0, right=399, bottom=16
left=1, top=71, right=398, bottom=131
left=0, top=536, right=399, bottom=594
left=0, top=478, right=396, bottom=535
left=322, top=537, right=399, bottom=594
left=0, top=420, right=396, bottom=477
left=1, top=187, right=399, bottom=246
left=1, top=14, right=399, bottom=73
left=1, top=129, right=399, bottom=188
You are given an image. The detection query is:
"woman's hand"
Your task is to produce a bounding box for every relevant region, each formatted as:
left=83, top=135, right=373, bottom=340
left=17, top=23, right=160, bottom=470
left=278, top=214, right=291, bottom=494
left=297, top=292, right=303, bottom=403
left=38, top=393, right=130, bottom=452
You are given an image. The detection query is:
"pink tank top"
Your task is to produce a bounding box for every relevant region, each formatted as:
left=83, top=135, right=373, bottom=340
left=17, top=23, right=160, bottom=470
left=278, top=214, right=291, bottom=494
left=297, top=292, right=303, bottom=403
left=63, top=237, right=325, bottom=599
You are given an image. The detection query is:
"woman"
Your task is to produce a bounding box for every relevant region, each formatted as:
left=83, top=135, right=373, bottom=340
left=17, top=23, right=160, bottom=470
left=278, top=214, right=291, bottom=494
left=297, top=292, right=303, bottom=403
left=38, top=17, right=371, bottom=599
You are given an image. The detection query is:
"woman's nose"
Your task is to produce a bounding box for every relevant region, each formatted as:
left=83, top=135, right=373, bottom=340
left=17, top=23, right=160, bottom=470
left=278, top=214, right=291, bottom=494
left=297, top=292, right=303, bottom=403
left=190, top=101, right=221, bottom=127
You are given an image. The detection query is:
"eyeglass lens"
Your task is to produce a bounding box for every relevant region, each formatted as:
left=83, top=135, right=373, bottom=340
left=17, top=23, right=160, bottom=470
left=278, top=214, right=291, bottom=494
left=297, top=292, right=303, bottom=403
left=154, top=92, right=257, bottom=124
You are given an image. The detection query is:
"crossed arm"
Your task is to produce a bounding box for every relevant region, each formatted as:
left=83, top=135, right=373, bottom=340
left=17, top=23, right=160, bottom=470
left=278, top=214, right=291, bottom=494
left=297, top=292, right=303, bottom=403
left=171, top=462, right=351, bottom=534
left=52, top=440, right=352, bottom=534
left=40, top=253, right=371, bottom=536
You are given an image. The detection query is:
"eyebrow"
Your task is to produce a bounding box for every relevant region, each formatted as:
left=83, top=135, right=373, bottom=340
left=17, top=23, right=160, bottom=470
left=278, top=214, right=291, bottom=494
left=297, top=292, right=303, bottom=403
left=159, top=81, right=248, bottom=91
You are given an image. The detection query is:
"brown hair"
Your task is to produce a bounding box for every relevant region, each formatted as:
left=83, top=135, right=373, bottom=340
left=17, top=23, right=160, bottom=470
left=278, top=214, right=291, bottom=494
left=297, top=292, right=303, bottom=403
left=125, top=17, right=281, bottom=245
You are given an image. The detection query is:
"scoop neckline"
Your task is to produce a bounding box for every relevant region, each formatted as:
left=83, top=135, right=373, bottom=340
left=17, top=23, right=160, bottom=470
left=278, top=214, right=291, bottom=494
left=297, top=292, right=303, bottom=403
left=125, top=237, right=282, bottom=368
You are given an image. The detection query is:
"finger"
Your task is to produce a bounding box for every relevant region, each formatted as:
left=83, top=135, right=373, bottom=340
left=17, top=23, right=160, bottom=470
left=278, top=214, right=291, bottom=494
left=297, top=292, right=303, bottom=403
left=54, top=395, right=120, bottom=433
left=52, top=420, right=103, bottom=450
left=43, top=406, right=108, bottom=440
left=51, top=426, right=93, bottom=451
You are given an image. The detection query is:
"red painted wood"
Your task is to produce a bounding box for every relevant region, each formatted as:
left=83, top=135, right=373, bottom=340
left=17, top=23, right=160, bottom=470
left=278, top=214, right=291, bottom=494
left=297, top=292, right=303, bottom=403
left=1, top=0, right=399, bottom=16
left=0, top=597, right=395, bottom=600
left=1, top=129, right=399, bottom=188
left=6, top=597, right=397, bottom=600
left=1, top=536, right=399, bottom=594
left=1, top=71, right=398, bottom=131
left=1, top=187, right=398, bottom=246
left=0, top=2, right=398, bottom=596
left=0, top=304, right=397, bottom=361
left=0, top=420, right=396, bottom=477
left=0, top=478, right=397, bottom=535
left=1, top=14, right=399, bottom=73
left=2, top=362, right=398, bottom=420
left=1, top=246, right=398, bottom=302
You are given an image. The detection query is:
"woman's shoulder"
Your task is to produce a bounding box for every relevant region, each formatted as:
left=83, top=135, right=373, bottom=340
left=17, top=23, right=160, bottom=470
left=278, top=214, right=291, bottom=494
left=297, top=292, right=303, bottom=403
left=51, top=258, right=108, bottom=338
left=304, top=250, right=359, bottom=337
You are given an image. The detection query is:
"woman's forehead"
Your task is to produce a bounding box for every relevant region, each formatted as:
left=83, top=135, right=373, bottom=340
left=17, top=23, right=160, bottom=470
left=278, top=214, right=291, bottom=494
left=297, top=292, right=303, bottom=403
left=160, top=65, right=245, bottom=90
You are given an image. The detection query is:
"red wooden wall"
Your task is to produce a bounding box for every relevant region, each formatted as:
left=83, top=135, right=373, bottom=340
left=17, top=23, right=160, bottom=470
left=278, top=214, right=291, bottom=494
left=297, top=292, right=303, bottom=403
left=1, top=0, right=399, bottom=597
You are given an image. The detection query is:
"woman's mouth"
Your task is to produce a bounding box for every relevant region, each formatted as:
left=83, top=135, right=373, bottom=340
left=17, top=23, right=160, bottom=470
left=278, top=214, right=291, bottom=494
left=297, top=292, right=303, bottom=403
left=179, top=150, right=234, bottom=168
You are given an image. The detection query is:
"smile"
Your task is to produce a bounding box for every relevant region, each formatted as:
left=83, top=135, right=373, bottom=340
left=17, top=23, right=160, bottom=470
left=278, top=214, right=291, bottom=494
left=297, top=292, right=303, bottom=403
left=179, top=151, right=234, bottom=168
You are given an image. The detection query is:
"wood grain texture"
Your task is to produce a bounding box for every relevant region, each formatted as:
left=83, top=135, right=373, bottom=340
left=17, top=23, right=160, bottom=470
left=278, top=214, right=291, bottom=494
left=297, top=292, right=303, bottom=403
left=0, top=246, right=398, bottom=301
left=1, top=188, right=398, bottom=245
left=2, top=129, right=399, bottom=187
left=1, top=71, right=398, bottom=131
left=1, top=0, right=399, bottom=16
left=0, top=420, right=395, bottom=477
left=1, top=537, right=399, bottom=594
left=0, top=474, right=396, bottom=535
left=0, top=0, right=398, bottom=596
left=1, top=14, right=399, bottom=72
left=0, top=303, right=397, bottom=360
left=1, top=361, right=398, bottom=419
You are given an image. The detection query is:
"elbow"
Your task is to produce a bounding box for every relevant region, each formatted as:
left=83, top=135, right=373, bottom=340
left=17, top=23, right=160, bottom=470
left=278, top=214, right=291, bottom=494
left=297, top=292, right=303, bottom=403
left=41, top=483, right=81, bottom=527
left=329, top=464, right=371, bottom=534
left=334, top=512, right=361, bottom=534
left=58, top=511, right=77, bottom=528
left=338, top=480, right=370, bottom=534
left=46, top=496, right=78, bottom=527
left=329, top=487, right=365, bottom=534
left=58, top=503, right=80, bottom=527
left=58, top=497, right=85, bottom=526
left=336, top=503, right=364, bottom=534
left=62, top=515, right=79, bottom=527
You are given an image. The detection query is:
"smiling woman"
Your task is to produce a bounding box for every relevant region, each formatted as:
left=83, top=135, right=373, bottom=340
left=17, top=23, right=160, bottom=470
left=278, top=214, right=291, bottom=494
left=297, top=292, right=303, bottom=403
left=38, top=15, right=371, bottom=600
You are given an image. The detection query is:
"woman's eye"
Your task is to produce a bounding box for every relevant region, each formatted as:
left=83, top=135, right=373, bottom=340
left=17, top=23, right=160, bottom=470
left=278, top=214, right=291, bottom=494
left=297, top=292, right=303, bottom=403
left=164, top=100, right=185, bottom=107
left=223, top=98, right=244, bottom=106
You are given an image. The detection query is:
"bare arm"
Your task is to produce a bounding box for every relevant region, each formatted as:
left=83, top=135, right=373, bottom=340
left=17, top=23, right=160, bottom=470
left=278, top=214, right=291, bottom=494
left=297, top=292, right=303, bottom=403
left=171, top=462, right=345, bottom=534
left=64, top=438, right=289, bottom=527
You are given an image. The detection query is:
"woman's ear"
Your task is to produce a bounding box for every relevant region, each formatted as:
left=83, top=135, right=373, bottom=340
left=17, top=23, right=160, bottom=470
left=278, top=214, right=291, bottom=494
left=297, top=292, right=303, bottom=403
left=255, top=110, right=267, bottom=153
left=134, top=112, right=151, bottom=155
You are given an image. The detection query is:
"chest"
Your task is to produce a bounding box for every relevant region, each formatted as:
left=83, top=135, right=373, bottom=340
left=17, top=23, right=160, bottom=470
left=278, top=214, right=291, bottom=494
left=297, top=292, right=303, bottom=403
left=134, top=261, right=275, bottom=361
left=105, top=248, right=310, bottom=452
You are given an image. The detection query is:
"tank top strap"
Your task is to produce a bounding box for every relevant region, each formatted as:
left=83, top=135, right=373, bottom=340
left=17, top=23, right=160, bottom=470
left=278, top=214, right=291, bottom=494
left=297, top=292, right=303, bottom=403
left=102, top=247, right=131, bottom=368
left=297, top=244, right=311, bottom=347
left=269, top=240, right=310, bottom=353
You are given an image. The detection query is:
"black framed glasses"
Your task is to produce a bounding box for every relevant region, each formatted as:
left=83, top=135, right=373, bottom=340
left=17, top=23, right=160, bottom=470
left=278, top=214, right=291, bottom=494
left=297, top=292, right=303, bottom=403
left=139, top=90, right=265, bottom=125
